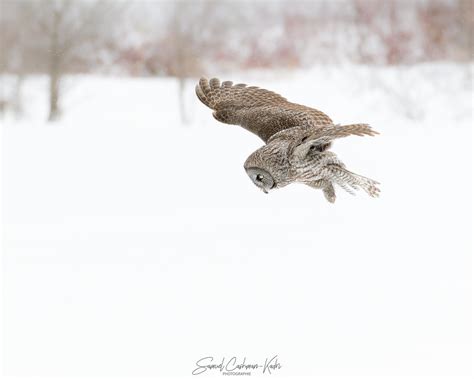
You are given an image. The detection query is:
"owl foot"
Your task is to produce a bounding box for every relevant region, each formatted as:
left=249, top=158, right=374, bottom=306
left=306, top=180, right=336, bottom=203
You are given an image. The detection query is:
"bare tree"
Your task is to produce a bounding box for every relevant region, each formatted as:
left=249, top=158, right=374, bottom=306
left=11, top=0, right=122, bottom=121
left=0, top=1, right=31, bottom=117
left=47, top=1, right=117, bottom=120
left=155, top=1, right=227, bottom=124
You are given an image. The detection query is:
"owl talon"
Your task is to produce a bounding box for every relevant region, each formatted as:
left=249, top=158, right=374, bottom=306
left=325, top=193, right=336, bottom=203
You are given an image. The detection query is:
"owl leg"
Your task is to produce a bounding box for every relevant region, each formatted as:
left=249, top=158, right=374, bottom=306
left=306, top=180, right=336, bottom=203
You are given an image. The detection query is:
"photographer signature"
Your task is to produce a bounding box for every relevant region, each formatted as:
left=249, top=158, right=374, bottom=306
left=192, top=355, right=281, bottom=375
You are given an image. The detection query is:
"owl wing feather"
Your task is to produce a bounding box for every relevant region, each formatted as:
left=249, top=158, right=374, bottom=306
left=266, top=122, right=378, bottom=160
left=308, top=123, right=379, bottom=141
left=196, top=77, right=333, bottom=143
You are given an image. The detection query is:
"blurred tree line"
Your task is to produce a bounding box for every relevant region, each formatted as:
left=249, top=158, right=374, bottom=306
left=1, top=0, right=472, bottom=121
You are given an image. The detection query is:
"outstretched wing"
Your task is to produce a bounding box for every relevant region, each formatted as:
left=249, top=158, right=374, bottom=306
left=196, top=77, right=333, bottom=143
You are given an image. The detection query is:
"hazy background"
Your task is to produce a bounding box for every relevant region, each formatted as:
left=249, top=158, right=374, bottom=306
left=1, top=0, right=473, bottom=378
left=1, top=0, right=472, bottom=122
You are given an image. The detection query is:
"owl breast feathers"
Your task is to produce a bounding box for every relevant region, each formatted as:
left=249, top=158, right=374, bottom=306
left=196, top=77, right=380, bottom=202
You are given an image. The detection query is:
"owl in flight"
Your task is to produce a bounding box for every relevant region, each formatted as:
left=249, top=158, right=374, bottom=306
left=196, top=77, right=380, bottom=203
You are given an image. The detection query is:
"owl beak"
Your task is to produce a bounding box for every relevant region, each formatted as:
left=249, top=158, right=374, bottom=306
left=262, top=188, right=269, bottom=194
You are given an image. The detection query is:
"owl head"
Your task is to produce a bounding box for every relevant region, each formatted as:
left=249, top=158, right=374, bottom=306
left=243, top=124, right=345, bottom=193
left=244, top=129, right=324, bottom=193
left=244, top=144, right=288, bottom=193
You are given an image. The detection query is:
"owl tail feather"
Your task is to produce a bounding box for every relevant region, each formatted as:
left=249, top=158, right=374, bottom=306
left=329, top=165, right=380, bottom=198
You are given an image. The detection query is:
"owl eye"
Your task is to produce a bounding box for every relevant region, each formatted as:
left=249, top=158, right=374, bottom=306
left=245, top=167, right=275, bottom=192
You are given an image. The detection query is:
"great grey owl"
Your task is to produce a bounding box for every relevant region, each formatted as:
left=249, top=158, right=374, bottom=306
left=196, top=77, right=380, bottom=203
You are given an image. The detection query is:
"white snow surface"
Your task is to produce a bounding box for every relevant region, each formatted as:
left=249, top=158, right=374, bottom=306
left=2, top=64, right=472, bottom=377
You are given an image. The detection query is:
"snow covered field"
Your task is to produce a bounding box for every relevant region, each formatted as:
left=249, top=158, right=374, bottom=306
left=2, top=64, right=472, bottom=377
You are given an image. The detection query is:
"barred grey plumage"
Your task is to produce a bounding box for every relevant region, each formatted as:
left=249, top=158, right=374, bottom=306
left=196, top=77, right=380, bottom=202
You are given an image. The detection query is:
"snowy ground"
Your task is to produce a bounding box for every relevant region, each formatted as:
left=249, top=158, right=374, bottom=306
left=2, top=64, right=472, bottom=377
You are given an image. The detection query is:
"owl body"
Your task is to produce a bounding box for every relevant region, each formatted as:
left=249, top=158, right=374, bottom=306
left=196, top=78, right=380, bottom=202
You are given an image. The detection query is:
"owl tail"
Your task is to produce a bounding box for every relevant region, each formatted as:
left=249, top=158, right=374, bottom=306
left=328, top=165, right=380, bottom=198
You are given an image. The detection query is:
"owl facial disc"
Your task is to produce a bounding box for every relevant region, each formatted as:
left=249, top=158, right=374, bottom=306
left=245, top=167, right=275, bottom=193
